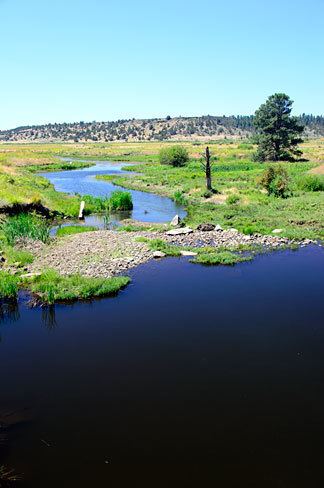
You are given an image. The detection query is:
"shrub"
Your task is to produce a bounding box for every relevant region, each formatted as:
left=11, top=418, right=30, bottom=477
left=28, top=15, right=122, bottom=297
left=108, top=191, right=133, bottom=211
left=159, top=145, right=189, bottom=167
left=297, top=175, right=324, bottom=192
left=0, top=213, right=50, bottom=246
left=259, top=165, right=290, bottom=198
left=226, top=194, right=240, bottom=205
left=173, top=190, right=187, bottom=205
left=0, top=271, right=19, bottom=298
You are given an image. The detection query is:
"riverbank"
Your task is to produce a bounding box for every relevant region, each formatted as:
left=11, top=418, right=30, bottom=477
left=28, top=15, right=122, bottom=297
left=23, top=226, right=308, bottom=279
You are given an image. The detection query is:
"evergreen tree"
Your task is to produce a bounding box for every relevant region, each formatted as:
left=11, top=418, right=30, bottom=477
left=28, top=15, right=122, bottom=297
left=253, top=93, right=304, bottom=161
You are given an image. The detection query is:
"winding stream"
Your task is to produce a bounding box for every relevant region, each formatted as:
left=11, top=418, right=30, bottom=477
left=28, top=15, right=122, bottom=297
left=41, top=159, right=186, bottom=224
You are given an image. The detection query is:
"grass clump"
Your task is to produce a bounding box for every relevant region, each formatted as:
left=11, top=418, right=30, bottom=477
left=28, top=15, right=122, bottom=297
left=108, top=191, right=133, bottom=211
left=226, top=194, right=240, bottom=205
left=191, top=251, right=252, bottom=266
left=297, top=174, right=324, bottom=192
left=56, top=225, right=97, bottom=237
left=139, top=237, right=182, bottom=256
left=27, top=269, right=130, bottom=304
left=3, top=247, right=34, bottom=266
left=0, top=213, right=50, bottom=245
left=0, top=271, right=19, bottom=298
left=159, top=145, right=189, bottom=167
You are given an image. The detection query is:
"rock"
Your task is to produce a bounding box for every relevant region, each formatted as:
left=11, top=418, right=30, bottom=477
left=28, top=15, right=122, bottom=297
left=197, top=223, right=215, bottom=232
left=20, top=272, right=42, bottom=279
left=229, top=228, right=239, bottom=233
left=180, top=250, right=198, bottom=256
left=166, top=227, right=193, bottom=236
left=215, top=224, right=223, bottom=231
left=170, top=214, right=181, bottom=227
left=272, top=229, right=283, bottom=234
left=153, top=251, right=166, bottom=258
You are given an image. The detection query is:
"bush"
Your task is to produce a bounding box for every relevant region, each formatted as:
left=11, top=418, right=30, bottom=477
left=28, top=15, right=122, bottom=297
left=226, top=194, right=240, bottom=205
left=173, top=190, right=187, bottom=205
left=297, top=175, right=324, bottom=192
left=259, top=165, right=290, bottom=198
left=0, top=271, right=19, bottom=299
left=0, top=213, right=50, bottom=245
left=159, top=145, right=189, bottom=167
left=108, top=191, right=133, bottom=211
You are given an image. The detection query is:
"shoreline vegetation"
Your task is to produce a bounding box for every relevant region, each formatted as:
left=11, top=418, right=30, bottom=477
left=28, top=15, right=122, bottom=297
left=0, top=138, right=323, bottom=304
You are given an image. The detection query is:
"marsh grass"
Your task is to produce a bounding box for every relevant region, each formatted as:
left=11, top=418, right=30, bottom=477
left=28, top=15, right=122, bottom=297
left=0, top=214, right=50, bottom=245
left=56, top=225, right=97, bottom=237
left=0, top=271, right=19, bottom=299
left=108, top=191, right=133, bottom=211
left=27, top=269, right=130, bottom=304
left=3, top=246, right=34, bottom=266
left=190, top=251, right=252, bottom=266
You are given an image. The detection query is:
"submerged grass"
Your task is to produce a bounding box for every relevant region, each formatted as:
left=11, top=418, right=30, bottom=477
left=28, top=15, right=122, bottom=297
left=26, top=269, right=130, bottom=304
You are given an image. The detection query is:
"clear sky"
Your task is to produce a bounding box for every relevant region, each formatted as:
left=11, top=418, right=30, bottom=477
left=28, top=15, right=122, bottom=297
left=0, top=0, right=323, bottom=129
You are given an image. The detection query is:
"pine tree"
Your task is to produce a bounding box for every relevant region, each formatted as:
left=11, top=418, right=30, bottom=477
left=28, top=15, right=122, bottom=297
left=254, top=93, right=304, bottom=161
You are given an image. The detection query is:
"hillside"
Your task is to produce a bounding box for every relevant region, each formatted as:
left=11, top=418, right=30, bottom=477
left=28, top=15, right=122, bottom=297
left=1, top=114, right=323, bottom=143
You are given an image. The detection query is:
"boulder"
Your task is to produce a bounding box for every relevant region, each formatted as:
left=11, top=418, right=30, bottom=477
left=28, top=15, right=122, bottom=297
left=166, top=227, right=193, bottom=236
left=272, top=229, right=283, bottom=234
left=153, top=251, right=166, bottom=258
left=215, top=224, right=223, bottom=231
left=197, top=223, right=215, bottom=232
left=170, top=214, right=181, bottom=226
left=180, top=250, right=198, bottom=256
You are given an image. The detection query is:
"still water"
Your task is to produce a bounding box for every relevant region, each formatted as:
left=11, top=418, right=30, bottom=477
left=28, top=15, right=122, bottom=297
left=1, top=246, right=324, bottom=487
left=41, top=161, right=186, bottom=224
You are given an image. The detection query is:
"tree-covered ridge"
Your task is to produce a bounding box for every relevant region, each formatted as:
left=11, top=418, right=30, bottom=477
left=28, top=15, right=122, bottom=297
left=1, top=114, right=323, bottom=142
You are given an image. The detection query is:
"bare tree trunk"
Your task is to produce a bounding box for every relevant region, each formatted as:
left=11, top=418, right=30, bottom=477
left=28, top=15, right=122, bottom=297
left=205, top=146, right=212, bottom=191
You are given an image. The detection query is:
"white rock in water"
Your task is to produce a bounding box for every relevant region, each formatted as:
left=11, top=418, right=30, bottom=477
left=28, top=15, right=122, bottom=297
left=272, top=229, right=283, bottom=234
left=215, top=224, right=223, bottom=231
left=153, top=251, right=166, bottom=258
left=166, top=227, right=193, bottom=236
left=170, top=214, right=181, bottom=226
left=180, top=250, right=198, bottom=256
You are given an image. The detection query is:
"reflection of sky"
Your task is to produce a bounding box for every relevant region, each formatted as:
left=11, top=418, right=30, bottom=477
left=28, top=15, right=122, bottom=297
left=42, top=161, right=186, bottom=223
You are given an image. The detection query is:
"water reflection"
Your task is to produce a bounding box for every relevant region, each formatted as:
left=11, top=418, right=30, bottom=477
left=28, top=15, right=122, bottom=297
left=0, top=300, right=20, bottom=325
left=41, top=306, right=57, bottom=331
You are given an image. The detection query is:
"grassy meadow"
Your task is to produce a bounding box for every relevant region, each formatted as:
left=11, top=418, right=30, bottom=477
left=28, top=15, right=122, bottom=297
left=0, top=139, right=323, bottom=243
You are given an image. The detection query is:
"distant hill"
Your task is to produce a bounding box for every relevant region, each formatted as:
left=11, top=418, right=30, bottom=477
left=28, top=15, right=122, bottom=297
left=1, top=114, right=323, bottom=142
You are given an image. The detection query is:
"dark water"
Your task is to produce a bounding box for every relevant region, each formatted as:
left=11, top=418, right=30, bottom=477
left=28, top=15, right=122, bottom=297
left=41, top=161, right=186, bottom=223
left=1, top=246, right=324, bottom=487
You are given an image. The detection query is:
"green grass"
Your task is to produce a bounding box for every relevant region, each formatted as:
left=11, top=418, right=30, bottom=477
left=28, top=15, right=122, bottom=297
left=145, top=238, right=182, bottom=256
left=26, top=269, right=130, bottom=304
left=0, top=270, right=19, bottom=298
left=0, top=213, right=50, bottom=245
left=2, top=246, right=34, bottom=266
left=56, top=225, right=97, bottom=237
left=108, top=191, right=133, bottom=211
left=190, top=250, right=253, bottom=265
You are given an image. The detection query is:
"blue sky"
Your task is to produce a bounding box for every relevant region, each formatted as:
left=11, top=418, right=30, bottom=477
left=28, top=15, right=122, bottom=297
left=0, top=0, right=323, bottom=129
